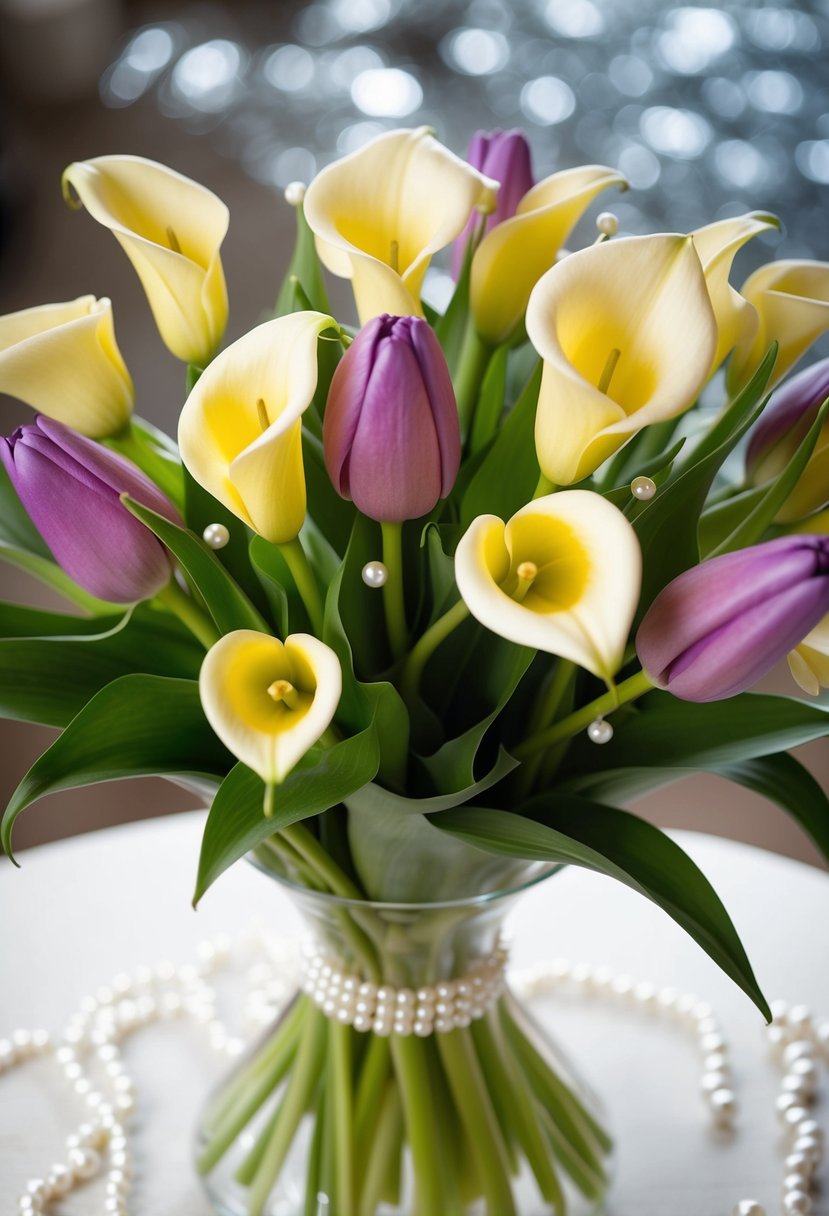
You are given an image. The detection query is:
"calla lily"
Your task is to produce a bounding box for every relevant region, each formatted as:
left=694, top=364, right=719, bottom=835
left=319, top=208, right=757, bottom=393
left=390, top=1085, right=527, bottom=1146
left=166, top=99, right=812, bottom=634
left=0, top=296, right=133, bottom=438
left=788, top=613, right=829, bottom=696
left=690, top=211, right=779, bottom=375
left=179, top=311, right=336, bottom=544
left=727, top=259, right=829, bottom=394
left=62, top=155, right=229, bottom=366
left=526, top=234, right=717, bottom=485
left=199, top=630, right=342, bottom=790
left=302, top=127, right=498, bottom=323
left=454, top=491, right=641, bottom=683
left=471, top=165, right=627, bottom=346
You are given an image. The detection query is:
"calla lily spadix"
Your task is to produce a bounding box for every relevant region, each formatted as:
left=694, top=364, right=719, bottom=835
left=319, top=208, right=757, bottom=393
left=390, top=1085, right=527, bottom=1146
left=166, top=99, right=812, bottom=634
left=788, top=614, right=829, bottom=697
left=727, top=259, right=829, bottom=395
left=302, top=127, right=498, bottom=324
left=62, top=155, right=229, bottom=367
left=455, top=491, right=642, bottom=684
left=690, top=211, right=779, bottom=376
left=179, top=311, right=337, bottom=544
left=199, top=630, right=342, bottom=797
left=470, top=165, right=627, bottom=347
left=0, top=296, right=133, bottom=438
left=526, top=233, right=718, bottom=486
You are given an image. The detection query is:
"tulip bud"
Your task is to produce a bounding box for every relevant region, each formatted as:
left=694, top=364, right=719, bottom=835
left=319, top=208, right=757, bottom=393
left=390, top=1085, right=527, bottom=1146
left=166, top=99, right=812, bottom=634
left=1, top=417, right=181, bottom=603
left=636, top=536, right=829, bottom=702
left=451, top=129, right=534, bottom=278
left=745, top=357, right=829, bottom=523
left=324, top=314, right=461, bottom=522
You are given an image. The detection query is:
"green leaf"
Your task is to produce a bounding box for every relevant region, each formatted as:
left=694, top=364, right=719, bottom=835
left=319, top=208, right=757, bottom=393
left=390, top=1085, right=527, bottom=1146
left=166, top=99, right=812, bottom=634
left=182, top=467, right=271, bottom=615
left=698, top=485, right=768, bottom=555
left=680, top=343, right=777, bottom=468
left=0, top=603, right=203, bottom=726
left=0, top=459, right=51, bottom=558
left=0, top=545, right=117, bottom=614
left=2, top=675, right=233, bottom=860
left=435, top=243, right=473, bottom=376
left=303, top=430, right=356, bottom=557
left=714, top=753, right=829, bottom=865
left=600, top=437, right=686, bottom=507
left=469, top=344, right=509, bottom=454
left=598, top=417, right=686, bottom=489
left=275, top=202, right=330, bottom=317
left=350, top=746, right=518, bottom=815
left=248, top=536, right=292, bottom=636
left=194, top=726, right=381, bottom=903
left=435, top=801, right=770, bottom=1020
left=123, top=496, right=269, bottom=635
left=461, top=360, right=542, bottom=528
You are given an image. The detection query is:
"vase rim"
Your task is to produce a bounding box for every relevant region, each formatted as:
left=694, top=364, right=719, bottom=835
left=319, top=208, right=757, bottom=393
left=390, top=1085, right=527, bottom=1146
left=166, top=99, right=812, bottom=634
left=248, top=855, right=561, bottom=911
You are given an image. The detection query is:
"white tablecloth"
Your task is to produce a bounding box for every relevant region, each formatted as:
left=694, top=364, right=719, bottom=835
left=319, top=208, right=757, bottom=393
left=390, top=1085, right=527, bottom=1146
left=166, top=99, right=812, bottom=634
left=1, top=812, right=827, bottom=1215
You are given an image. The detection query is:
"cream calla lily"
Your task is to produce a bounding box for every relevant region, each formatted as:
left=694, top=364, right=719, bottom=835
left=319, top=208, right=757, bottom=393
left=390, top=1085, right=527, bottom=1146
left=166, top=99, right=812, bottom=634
left=788, top=614, right=829, bottom=697
left=62, top=155, right=229, bottom=366
left=199, top=630, right=342, bottom=788
left=691, top=211, right=779, bottom=375
left=727, top=260, right=829, bottom=394
left=455, top=491, right=642, bottom=683
left=470, top=165, right=627, bottom=346
left=179, top=311, right=336, bottom=543
left=303, top=126, right=498, bottom=323
left=0, top=296, right=133, bottom=438
left=526, top=234, right=718, bottom=485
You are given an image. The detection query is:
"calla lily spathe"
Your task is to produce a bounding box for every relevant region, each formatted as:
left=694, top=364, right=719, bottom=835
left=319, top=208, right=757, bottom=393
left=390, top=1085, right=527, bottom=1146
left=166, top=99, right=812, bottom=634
left=62, top=155, right=229, bottom=366
left=788, top=614, right=829, bottom=697
left=471, top=165, right=627, bottom=346
left=526, top=234, right=718, bottom=485
left=179, top=311, right=336, bottom=544
left=199, top=630, right=342, bottom=788
left=690, top=211, right=779, bottom=375
left=0, top=296, right=133, bottom=438
left=727, top=259, right=829, bottom=394
left=454, top=491, right=641, bottom=684
left=303, top=127, right=498, bottom=323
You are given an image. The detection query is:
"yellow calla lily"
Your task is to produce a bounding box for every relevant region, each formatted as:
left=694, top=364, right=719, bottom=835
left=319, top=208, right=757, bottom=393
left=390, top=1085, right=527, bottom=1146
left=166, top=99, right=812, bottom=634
left=526, top=234, right=717, bottom=485
left=199, top=630, right=342, bottom=790
left=62, top=155, right=229, bottom=366
left=0, top=296, right=133, bottom=438
left=454, top=491, right=641, bottom=683
left=727, top=260, right=829, bottom=394
left=793, top=509, right=829, bottom=535
left=788, top=614, right=829, bottom=696
left=470, top=165, right=627, bottom=346
left=690, top=211, right=779, bottom=375
left=178, top=311, right=336, bottom=543
left=303, top=126, right=498, bottom=323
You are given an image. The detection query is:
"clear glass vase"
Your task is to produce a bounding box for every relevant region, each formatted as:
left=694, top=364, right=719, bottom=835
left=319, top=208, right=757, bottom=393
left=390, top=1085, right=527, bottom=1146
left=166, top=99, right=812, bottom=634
left=195, top=860, right=612, bottom=1216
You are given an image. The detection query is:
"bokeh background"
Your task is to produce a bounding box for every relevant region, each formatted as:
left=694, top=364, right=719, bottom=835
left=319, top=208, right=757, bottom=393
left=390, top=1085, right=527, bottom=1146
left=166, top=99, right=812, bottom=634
left=0, top=0, right=827, bottom=859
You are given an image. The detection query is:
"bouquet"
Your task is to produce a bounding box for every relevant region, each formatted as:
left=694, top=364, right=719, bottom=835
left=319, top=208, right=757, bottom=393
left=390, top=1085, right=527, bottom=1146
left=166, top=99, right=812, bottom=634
left=2, top=126, right=829, bottom=1216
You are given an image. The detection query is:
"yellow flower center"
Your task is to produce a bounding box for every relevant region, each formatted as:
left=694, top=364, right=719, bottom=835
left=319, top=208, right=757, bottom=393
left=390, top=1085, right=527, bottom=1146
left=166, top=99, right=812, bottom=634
left=502, top=514, right=590, bottom=613
left=225, top=637, right=314, bottom=735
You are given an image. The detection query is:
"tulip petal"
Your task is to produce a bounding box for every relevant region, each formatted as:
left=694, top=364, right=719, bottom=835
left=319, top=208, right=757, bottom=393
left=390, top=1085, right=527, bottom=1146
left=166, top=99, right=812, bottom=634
left=179, top=311, right=336, bottom=543
left=63, top=156, right=229, bottom=365
left=471, top=165, right=627, bottom=345
left=527, top=234, right=717, bottom=485
left=303, top=127, right=498, bottom=323
left=455, top=490, right=641, bottom=682
left=199, top=630, right=342, bottom=784
left=0, top=297, right=133, bottom=438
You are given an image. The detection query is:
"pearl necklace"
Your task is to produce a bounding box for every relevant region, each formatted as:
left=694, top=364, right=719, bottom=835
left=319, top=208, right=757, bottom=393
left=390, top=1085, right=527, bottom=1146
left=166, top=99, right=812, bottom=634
left=2, top=930, right=826, bottom=1216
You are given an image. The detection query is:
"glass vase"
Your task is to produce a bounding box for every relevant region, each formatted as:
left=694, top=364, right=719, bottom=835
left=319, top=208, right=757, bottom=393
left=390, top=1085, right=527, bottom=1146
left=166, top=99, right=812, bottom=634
left=195, top=861, right=612, bottom=1216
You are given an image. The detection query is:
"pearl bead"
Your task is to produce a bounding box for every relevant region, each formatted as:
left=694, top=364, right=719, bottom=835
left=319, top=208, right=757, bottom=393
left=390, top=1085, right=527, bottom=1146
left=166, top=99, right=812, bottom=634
left=783, top=1040, right=814, bottom=1066
left=783, top=1173, right=811, bottom=1196
left=68, top=1146, right=100, bottom=1180
left=587, top=717, right=613, bottom=744
left=630, top=475, right=657, bottom=501
left=709, top=1087, right=737, bottom=1124
left=766, top=1025, right=788, bottom=1053
left=701, top=1070, right=730, bottom=1094
left=700, top=1032, right=727, bottom=1054
left=787, top=1006, right=813, bottom=1032
left=784, top=1152, right=813, bottom=1175
left=596, top=211, right=619, bottom=236
left=783, top=1105, right=810, bottom=1131
left=814, top=1019, right=829, bottom=1056
left=782, top=1192, right=812, bottom=1215
left=792, top=1135, right=823, bottom=1165
left=361, top=560, right=388, bottom=588
left=704, top=1051, right=729, bottom=1074
left=202, top=522, right=231, bottom=549
left=733, top=1203, right=765, bottom=1216
left=46, top=1164, right=73, bottom=1197
left=284, top=181, right=307, bottom=207
left=794, top=1119, right=822, bottom=1142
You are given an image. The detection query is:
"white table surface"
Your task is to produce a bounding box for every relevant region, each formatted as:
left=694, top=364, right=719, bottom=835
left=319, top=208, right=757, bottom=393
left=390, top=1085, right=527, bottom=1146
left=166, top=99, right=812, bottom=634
left=1, top=811, right=827, bottom=1216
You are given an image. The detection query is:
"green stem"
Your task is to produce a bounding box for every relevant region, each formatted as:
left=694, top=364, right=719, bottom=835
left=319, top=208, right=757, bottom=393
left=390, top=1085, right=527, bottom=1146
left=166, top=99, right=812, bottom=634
left=533, top=472, right=556, bottom=499
left=380, top=522, right=408, bottom=660
left=157, top=579, right=220, bottom=649
left=330, top=1022, right=355, bottom=1216
left=357, top=1079, right=403, bottom=1216
left=455, top=322, right=493, bottom=442
left=515, top=659, right=576, bottom=800
left=279, top=823, right=363, bottom=900
left=279, top=537, right=325, bottom=636
left=106, top=423, right=184, bottom=508
left=513, top=669, right=653, bottom=761
left=399, top=598, right=470, bottom=704
left=390, top=1036, right=445, bottom=1216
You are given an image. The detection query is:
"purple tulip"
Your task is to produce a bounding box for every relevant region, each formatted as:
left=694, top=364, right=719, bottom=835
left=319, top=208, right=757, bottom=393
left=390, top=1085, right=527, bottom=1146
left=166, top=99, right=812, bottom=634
left=323, top=315, right=461, bottom=523
left=636, top=536, right=829, bottom=702
left=746, top=356, right=829, bottom=482
left=451, top=129, right=534, bottom=279
left=1, top=416, right=181, bottom=603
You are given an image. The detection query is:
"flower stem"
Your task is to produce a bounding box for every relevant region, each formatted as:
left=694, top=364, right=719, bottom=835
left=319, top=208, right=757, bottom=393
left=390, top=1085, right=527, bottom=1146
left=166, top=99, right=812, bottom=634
left=279, top=822, right=363, bottom=900
left=513, top=668, right=653, bottom=760
left=157, top=578, right=220, bottom=649
left=380, top=522, right=408, bottom=660
left=455, top=322, right=493, bottom=443
left=390, top=1035, right=445, bottom=1216
left=534, top=471, right=556, bottom=498
left=330, top=1021, right=355, bottom=1216
left=399, top=598, right=470, bottom=704
left=279, top=536, right=325, bottom=636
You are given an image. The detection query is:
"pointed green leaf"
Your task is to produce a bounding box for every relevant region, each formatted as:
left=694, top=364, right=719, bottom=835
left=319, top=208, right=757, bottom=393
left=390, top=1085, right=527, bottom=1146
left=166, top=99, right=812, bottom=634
left=461, top=360, right=542, bottom=527
left=303, top=430, right=356, bottom=557
left=714, top=753, right=829, bottom=865
left=275, top=201, right=331, bottom=317
left=182, top=466, right=271, bottom=615
left=435, top=242, right=473, bottom=375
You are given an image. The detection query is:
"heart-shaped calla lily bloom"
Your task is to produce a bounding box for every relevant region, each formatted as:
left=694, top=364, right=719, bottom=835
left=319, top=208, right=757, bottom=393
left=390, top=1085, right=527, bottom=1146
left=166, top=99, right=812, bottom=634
left=199, top=630, right=342, bottom=795
left=303, top=126, right=498, bottom=323
left=455, top=491, right=642, bottom=684
left=178, top=311, right=336, bottom=543
left=526, top=234, right=718, bottom=486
